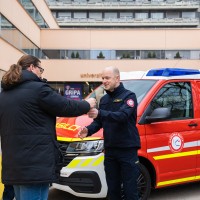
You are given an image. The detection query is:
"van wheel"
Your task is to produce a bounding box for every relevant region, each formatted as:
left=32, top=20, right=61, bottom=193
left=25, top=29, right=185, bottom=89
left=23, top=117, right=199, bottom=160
left=137, top=163, right=151, bottom=200
left=106, top=163, right=151, bottom=200
left=120, top=163, right=151, bottom=200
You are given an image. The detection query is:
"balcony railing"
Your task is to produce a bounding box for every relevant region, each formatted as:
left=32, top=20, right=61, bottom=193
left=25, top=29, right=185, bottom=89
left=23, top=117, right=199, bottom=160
left=47, top=0, right=200, bottom=10
left=56, top=17, right=199, bottom=27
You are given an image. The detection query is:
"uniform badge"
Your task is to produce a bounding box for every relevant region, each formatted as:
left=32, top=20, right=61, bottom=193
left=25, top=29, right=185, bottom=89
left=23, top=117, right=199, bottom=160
left=127, top=99, right=134, bottom=107
left=113, top=99, right=122, bottom=102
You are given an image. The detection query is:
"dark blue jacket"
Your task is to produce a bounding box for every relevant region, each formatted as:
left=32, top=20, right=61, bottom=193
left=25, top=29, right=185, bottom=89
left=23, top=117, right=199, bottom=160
left=0, top=70, right=90, bottom=185
left=87, top=83, right=141, bottom=149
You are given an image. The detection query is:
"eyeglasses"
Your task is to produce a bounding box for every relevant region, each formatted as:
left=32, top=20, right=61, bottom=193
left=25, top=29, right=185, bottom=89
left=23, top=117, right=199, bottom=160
left=35, top=66, right=44, bottom=73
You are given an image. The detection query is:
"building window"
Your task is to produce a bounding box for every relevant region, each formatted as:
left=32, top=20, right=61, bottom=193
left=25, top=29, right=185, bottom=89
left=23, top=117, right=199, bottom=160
left=18, top=0, right=49, bottom=28
left=116, top=50, right=135, bottom=59
left=41, top=49, right=200, bottom=60
left=141, top=50, right=161, bottom=59
left=48, top=82, right=101, bottom=99
left=68, top=50, right=90, bottom=59
left=182, top=12, right=196, bottom=19
left=90, top=50, right=116, bottom=60
left=0, top=14, right=42, bottom=57
left=151, top=12, right=164, bottom=19
left=58, top=12, right=71, bottom=19
left=104, top=12, right=118, bottom=19
left=165, top=50, right=190, bottom=59
left=135, top=12, right=148, bottom=19
left=120, top=12, right=133, bottom=19
left=190, top=51, right=200, bottom=59
left=166, top=11, right=180, bottom=18
left=89, top=12, right=102, bottom=19
left=74, top=12, right=87, bottom=19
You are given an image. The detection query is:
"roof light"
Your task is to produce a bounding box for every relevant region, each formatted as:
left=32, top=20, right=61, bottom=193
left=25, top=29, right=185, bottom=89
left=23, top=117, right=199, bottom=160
left=146, top=68, right=200, bottom=77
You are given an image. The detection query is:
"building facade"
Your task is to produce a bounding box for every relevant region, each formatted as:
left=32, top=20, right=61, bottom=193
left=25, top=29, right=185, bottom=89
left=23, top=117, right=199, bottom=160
left=0, top=0, right=200, bottom=98
left=48, top=0, right=200, bottom=28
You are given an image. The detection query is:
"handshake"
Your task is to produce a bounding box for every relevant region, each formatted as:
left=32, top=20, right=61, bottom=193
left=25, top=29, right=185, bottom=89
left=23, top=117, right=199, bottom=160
left=78, top=98, right=99, bottom=139
left=85, top=98, right=99, bottom=119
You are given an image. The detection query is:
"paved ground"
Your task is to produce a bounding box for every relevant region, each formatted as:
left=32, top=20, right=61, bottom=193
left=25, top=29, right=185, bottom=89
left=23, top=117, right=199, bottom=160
left=48, top=181, right=200, bottom=200
left=149, top=182, right=200, bottom=200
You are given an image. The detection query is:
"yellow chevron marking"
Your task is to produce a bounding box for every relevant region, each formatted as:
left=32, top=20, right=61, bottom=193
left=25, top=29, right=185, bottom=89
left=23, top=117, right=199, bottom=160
left=67, top=159, right=82, bottom=168
left=80, top=158, right=94, bottom=167
left=92, top=156, right=104, bottom=166
left=157, top=175, right=200, bottom=187
left=153, top=150, right=198, bottom=160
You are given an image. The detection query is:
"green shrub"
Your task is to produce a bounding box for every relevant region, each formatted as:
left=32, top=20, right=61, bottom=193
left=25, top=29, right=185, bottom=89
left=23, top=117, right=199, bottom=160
left=174, top=51, right=182, bottom=59
left=71, top=52, right=75, bottom=59
left=76, top=52, right=80, bottom=58
left=97, top=51, right=105, bottom=59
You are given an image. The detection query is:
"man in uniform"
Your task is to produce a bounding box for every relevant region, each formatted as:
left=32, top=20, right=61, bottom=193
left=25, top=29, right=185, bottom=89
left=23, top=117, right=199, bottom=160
left=79, top=66, right=141, bottom=200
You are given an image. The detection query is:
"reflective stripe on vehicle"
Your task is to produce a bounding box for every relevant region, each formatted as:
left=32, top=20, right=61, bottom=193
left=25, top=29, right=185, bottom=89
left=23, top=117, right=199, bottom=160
left=147, top=146, right=170, bottom=153
left=57, top=136, right=102, bottom=142
left=154, top=150, right=198, bottom=160
left=67, top=159, right=82, bottom=168
left=157, top=175, right=200, bottom=187
left=147, top=140, right=200, bottom=160
left=66, top=155, right=104, bottom=168
left=147, top=140, right=200, bottom=153
left=92, top=156, right=104, bottom=166
left=81, top=158, right=94, bottom=167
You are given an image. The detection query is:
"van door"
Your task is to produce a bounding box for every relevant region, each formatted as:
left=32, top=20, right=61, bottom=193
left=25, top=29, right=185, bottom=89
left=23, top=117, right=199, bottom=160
left=143, top=81, right=199, bottom=188
left=194, top=81, right=200, bottom=178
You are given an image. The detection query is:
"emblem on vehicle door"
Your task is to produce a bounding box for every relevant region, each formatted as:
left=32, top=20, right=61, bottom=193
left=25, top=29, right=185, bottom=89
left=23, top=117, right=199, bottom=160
left=169, top=133, right=184, bottom=153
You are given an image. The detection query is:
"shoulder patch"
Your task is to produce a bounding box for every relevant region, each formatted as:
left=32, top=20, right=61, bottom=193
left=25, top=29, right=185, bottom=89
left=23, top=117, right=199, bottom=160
left=127, top=99, right=134, bottom=107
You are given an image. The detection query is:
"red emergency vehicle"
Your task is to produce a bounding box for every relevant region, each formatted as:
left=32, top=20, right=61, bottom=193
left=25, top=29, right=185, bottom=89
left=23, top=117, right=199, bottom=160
left=53, top=68, right=200, bottom=200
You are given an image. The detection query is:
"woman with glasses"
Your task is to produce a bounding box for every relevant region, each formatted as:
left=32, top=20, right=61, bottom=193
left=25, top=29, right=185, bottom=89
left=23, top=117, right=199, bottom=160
left=0, top=55, right=96, bottom=200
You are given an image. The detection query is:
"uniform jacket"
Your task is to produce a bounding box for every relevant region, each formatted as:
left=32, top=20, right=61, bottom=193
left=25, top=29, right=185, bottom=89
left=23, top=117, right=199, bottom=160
left=0, top=70, right=90, bottom=185
left=87, top=83, right=141, bottom=149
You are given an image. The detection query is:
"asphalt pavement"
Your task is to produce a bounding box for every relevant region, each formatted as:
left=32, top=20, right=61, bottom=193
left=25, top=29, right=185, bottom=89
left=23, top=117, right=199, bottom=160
left=48, top=181, right=200, bottom=200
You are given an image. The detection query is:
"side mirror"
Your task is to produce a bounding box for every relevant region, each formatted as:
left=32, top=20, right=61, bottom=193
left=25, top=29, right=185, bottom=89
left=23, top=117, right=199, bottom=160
left=145, top=107, right=171, bottom=123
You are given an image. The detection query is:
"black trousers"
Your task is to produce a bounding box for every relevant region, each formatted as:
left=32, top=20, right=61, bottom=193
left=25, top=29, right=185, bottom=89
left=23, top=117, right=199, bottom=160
left=104, top=148, right=139, bottom=200
left=3, top=185, right=15, bottom=200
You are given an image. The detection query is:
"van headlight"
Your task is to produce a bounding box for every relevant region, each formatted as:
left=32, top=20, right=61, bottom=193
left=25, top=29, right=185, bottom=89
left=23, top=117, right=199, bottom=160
left=66, top=140, right=104, bottom=155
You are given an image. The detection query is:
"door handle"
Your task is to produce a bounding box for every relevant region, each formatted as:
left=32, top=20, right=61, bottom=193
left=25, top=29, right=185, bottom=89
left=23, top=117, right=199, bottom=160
left=188, top=123, right=198, bottom=127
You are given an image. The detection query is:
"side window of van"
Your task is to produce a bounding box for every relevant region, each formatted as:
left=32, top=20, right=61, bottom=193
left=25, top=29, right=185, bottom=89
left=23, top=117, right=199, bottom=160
left=150, top=82, right=193, bottom=119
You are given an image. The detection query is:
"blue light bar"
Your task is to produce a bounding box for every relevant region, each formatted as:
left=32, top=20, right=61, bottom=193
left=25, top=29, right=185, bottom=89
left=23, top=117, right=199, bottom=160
left=146, top=68, right=200, bottom=77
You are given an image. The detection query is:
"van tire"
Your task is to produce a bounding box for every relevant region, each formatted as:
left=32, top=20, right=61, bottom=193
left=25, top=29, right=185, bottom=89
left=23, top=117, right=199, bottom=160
left=106, top=163, right=151, bottom=200
left=137, top=163, right=151, bottom=200
left=120, top=163, right=151, bottom=200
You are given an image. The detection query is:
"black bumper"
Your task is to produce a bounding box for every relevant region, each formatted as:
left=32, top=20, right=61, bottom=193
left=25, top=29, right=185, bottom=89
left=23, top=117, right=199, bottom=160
left=57, top=171, right=102, bottom=194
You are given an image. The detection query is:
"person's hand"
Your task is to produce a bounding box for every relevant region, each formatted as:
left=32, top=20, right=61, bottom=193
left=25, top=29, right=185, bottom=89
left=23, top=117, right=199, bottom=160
left=86, top=98, right=97, bottom=108
left=88, top=108, right=99, bottom=119
left=78, top=127, right=88, bottom=139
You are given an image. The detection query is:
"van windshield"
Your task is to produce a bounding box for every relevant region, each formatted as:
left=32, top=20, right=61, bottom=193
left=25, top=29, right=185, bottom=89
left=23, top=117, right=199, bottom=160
left=122, top=80, right=157, bottom=104
left=89, top=80, right=157, bottom=104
